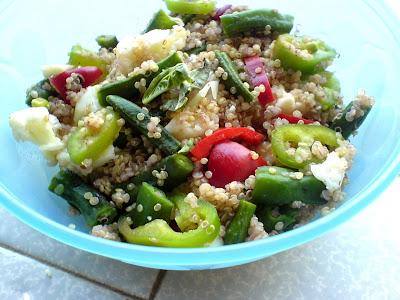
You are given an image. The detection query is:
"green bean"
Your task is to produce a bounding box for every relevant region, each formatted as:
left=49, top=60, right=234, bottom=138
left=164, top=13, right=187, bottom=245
left=220, top=9, right=294, bottom=38
left=106, top=95, right=181, bottom=155
left=224, top=200, right=256, bottom=245
left=185, top=44, right=207, bottom=56
left=112, top=153, right=194, bottom=205
left=255, top=205, right=298, bottom=232
left=48, top=169, right=117, bottom=227
left=26, top=79, right=58, bottom=106
left=215, top=50, right=254, bottom=102
left=181, top=14, right=195, bottom=24
left=330, top=100, right=373, bottom=139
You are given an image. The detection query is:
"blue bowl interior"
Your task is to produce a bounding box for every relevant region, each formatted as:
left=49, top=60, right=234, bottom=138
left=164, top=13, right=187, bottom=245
left=0, top=0, right=400, bottom=270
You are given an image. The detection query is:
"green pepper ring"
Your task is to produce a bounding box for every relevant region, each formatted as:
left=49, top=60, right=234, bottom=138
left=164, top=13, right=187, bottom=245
left=271, top=124, right=340, bottom=169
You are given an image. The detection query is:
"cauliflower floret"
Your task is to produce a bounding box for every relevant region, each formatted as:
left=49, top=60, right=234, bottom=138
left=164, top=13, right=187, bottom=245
left=310, top=152, right=348, bottom=192
left=9, top=107, right=64, bottom=165
left=114, top=25, right=189, bottom=75
left=73, top=85, right=102, bottom=125
left=186, top=80, right=219, bottom=109
left=165, top=110, right=219, bottom=141
left=40, top=64, right=74, bottom=78
left=275, top=91, right=296, bottom=114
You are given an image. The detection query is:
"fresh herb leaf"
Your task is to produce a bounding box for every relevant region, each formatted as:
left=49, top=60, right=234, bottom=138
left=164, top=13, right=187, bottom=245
left=161, top=81, right=192, bottom=111
left=190, top=59, right=210, bottom=89
left=161, top=60, right=210, bottom=111
left=142, top=63, right=191, bottom=104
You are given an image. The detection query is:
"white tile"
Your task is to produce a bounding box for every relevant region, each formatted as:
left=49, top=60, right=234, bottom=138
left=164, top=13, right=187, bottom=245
left=156, top=178, right=400, bottom=300
left=0, top=207, right=159, bottom=299
left=0, top=246, right=133, bottom=300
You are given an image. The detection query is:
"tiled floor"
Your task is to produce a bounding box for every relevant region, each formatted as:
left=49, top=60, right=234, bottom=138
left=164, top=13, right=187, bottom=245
left=0, top=177, right=399, bottom=299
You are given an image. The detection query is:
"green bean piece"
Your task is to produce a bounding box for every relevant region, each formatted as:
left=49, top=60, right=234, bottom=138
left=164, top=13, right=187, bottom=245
left=130, top=183, right=174, bottom=228
left=112, top=153, right=194, bottom=204
left=255, top=205, right=298, bottom=232
left=26, top=79, right=58, bottom=106
left=106, top=95, right=181, bottom=155
left=330, top=100, right=373, bottom=139
left=181, top=14, right=195, bottom=24
left=220, top=9, right=294, bottom=38
left=95, top=35, right=119, bottom=49
left=215, top=50, right=254, bottom=102
left=48, top=169, right=117, bottom=227
left=185, top=44, right=207, bottom=56
left=144, top=9, right=178, bottom=33
left=252, top=166, right=327, bottom=206
left=113, top=131, right=129, bottom=149
left=224, top=200, right=256, bottom=245
left=97, top=51, right=183, bottom=107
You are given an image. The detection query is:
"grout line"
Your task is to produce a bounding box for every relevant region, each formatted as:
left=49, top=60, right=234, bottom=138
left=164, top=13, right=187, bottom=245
left=0, top=242, right=147, bottom=300
left=148, top=270, right=167, bottom=300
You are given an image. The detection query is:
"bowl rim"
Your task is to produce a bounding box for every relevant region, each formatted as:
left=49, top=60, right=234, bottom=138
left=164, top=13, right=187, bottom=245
left=1, top=0, right=400, bottom=270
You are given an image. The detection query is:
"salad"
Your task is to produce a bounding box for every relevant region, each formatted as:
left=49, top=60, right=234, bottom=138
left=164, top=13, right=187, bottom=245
left=9, top=0, right=374, bottom=247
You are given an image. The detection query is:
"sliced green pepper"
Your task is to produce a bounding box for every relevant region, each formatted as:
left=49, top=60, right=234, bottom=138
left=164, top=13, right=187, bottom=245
left=95, top=35, right=119, bottom=49
left=130, top=182, right=174, bottom=228
left=68, top=45, right=112, bottom=81
left=271, top=34, right=336, bottom=75
left=252, top=166, right=326, bottom=206
left=67, top=107, right=121, bottom=165
left=304, top=72, right=341, bottom=111
left=144, top=9, right=178, bottom=33
left=322, top=72, right=341, bottom=92
left=316, top=87, right=338, bottom=111
left=118, top=192, right=220, bottom=247
left=271, top=124, right=340, bottom=169
left=165, top=0, right=216, bottom=15
left=220, top=9, right=294, bottom=38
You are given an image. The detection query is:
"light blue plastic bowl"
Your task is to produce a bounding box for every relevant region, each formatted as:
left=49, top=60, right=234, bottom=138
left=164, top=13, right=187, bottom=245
left=1, top=0, right=399, bottom=270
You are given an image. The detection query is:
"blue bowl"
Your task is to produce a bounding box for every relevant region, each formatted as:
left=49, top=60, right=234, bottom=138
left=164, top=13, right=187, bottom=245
left=1, top=0, right=400, bottom=270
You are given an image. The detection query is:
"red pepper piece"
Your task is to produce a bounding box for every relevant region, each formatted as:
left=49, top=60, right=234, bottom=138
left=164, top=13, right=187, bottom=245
left=244, top=55, right=275, bottom=105
left=211, top=4, right=232, bottom=21
left=208, top=140, right=266, bottom=188
left=278, top=113, right=314, bottom=124
left=190, top=127, right=264, bottom=160
left=49, top=66, right=103, bottom=102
